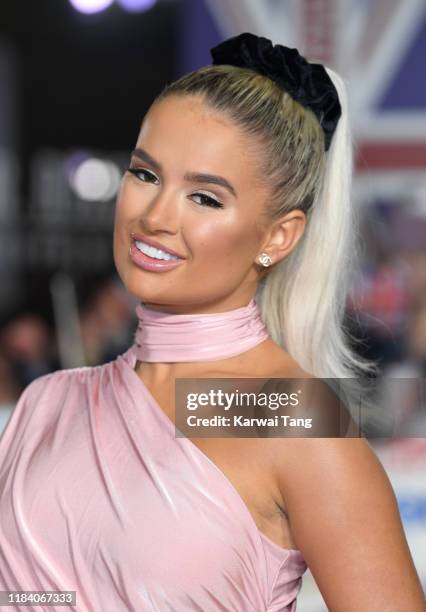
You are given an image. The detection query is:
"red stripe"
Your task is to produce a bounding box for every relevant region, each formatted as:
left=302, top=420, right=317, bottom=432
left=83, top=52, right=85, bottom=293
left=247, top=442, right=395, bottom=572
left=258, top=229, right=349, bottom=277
left=356, top=143, right=426, bottom=171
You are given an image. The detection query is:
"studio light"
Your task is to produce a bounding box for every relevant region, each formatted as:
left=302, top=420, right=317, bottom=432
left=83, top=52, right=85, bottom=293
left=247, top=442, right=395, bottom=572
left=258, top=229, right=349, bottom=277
left=117, top=0, right=157, bottom=13
left=68, top=0, right=114, bottom=15
left=68, top=155, right=121, bottom=202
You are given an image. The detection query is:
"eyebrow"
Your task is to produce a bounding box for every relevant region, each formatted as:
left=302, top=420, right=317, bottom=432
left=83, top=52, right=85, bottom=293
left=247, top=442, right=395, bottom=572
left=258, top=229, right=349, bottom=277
left=130, top=147, right=238, bottom=198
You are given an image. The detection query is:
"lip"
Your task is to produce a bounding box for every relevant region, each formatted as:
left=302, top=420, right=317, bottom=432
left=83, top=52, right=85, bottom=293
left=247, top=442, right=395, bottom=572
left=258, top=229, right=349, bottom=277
left=129, top=238, right=185, bottom=273
left=130, top=232, right=185, bottom=259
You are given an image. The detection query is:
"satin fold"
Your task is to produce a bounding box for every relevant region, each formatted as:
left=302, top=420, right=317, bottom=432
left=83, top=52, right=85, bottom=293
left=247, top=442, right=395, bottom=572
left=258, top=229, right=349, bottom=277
left=0, top=345, right=307, bottom=611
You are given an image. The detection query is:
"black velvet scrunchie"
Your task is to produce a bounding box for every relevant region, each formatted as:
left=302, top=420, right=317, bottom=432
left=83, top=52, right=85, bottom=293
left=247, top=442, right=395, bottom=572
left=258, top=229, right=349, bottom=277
left=210, top=32, right=342, bottom=151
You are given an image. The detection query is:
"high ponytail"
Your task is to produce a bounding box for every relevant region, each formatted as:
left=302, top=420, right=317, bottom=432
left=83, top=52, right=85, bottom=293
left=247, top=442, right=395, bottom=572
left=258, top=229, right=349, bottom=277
left=259, top=67, right=378, bottom=381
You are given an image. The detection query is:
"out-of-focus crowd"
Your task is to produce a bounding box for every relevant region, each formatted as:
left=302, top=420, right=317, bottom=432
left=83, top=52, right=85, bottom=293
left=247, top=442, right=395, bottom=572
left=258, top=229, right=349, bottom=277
left=0, top=277, right=138, bottom=432
left=345, top=203, right=426, bottom=437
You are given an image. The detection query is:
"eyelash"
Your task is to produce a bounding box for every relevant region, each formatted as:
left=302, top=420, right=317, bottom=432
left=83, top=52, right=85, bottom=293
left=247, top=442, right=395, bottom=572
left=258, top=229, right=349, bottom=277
left=126, top=167, right=224, bottom=209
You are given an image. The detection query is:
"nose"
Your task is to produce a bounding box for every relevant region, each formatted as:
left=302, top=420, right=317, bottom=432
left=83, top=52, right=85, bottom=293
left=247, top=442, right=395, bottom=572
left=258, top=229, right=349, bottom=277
left=140, top=189, right=179, bottom=235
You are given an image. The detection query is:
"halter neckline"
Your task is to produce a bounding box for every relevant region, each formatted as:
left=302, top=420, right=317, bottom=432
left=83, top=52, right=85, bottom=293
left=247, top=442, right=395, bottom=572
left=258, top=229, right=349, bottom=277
left=133, top=298, right=269, bottom=363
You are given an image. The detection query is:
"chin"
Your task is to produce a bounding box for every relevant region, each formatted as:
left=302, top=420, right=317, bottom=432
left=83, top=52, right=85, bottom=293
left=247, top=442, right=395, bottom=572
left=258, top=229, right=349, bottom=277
left=121, top=274, right=172, bottom=306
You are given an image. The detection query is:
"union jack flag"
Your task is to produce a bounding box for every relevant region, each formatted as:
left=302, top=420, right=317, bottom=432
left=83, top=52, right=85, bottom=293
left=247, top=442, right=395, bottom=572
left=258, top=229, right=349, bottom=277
left=204, top=0, right=426, bottom=175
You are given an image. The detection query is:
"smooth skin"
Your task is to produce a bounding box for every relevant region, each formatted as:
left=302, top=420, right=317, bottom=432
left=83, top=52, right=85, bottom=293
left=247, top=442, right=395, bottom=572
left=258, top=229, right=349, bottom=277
left=113, top=94, right=426, bottom=610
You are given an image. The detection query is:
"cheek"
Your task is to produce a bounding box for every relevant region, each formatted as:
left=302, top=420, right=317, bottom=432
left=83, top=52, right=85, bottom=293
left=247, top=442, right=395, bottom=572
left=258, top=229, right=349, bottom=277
left=113, top=182, right=143, bottom=250
left=114, top=181, right=138, bottom=222
left=113, top=183, right=134, bottom=259
left=190, top=218, right=258, bottom=263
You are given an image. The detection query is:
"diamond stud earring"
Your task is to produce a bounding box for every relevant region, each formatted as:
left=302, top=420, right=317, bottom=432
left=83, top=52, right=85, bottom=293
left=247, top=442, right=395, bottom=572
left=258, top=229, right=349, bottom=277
left=258, top=253, right=273, bottom=267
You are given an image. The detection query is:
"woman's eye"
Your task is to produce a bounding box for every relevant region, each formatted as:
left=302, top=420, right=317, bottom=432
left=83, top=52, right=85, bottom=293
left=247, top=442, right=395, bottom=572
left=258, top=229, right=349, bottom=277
left=192, top=193, right=224, bottom=209
left=127, top=167, right=223, bottom=209
left=127, top=167, right=158, bottom=183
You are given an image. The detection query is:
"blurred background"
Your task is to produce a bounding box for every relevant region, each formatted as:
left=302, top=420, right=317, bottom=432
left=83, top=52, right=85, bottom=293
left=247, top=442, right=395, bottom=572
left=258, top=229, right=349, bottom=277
left=0, top=0, right=425, bottom=608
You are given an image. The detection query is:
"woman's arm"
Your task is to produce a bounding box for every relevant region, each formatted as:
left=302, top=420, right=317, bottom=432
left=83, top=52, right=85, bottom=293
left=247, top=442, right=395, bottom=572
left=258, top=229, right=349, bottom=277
left=274, top=437, right=426, bottom=611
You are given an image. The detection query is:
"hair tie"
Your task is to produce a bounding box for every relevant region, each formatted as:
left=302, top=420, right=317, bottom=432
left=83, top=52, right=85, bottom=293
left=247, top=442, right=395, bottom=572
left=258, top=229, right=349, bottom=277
left=210, top=32, right=342, bottom=151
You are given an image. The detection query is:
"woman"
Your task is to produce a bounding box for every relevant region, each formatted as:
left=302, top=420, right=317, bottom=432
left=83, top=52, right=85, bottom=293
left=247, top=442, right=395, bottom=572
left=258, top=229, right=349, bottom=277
left=1, top=32, right=425, bottom=611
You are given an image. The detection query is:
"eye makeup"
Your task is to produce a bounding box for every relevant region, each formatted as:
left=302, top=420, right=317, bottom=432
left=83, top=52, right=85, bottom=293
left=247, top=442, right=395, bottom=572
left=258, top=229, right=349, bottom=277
left=126, top=166, right=224, bottom=209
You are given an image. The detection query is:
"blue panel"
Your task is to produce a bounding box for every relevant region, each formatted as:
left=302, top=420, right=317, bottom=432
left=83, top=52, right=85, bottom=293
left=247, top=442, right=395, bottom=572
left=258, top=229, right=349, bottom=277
left=176, top=0, right=223, bottom=77
left=378, top=16, right=426, bottom=109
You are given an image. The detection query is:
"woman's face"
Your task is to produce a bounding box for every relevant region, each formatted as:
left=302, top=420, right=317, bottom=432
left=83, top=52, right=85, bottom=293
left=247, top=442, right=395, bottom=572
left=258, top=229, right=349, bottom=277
left=113, top=94, right=276, bottom=314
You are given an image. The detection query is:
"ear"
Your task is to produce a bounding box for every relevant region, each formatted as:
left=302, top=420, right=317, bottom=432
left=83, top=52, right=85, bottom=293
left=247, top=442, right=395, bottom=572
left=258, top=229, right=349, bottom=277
left=256, top=210, right=306, bottom=267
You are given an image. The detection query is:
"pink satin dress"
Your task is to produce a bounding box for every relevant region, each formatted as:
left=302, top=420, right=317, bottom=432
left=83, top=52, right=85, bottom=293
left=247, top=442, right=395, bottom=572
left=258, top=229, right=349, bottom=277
left=0, top=299, right=308, bottom=611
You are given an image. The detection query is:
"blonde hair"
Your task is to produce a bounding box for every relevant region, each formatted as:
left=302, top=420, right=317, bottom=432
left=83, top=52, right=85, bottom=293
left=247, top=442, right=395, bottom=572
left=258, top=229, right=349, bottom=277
left=154, top=64, right=378, bottom=416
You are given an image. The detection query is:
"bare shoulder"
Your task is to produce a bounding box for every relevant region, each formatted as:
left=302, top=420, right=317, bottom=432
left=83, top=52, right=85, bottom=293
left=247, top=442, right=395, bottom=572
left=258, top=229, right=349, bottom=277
left=243, top=348, right=424, bottom=608
left=270, top=435, right=426, bottom=610
left=261, top=350, right=359, bottom=437
left=258, top=338, right=312, bottom=377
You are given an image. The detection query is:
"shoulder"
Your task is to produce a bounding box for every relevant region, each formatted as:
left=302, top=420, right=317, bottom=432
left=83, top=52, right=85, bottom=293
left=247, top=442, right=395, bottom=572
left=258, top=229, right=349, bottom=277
left=272, top=437, right=397, bottom=542
left=16, top=349, right=134, bottom=407
left=262, top=355, right=360, bottom=437
left=272, top=435, right=385, bottom=492
left=0, top=362, right=113, bottom=453
left=21, top=364, right=102, bottom=396
left=5, top=362, right=112, bottom=425
left=270, top=436, right=425, bottom=609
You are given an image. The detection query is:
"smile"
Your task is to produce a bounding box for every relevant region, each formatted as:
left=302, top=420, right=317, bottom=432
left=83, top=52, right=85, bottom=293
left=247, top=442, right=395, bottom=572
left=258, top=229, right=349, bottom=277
left=134, top=240, right=181, bottom=261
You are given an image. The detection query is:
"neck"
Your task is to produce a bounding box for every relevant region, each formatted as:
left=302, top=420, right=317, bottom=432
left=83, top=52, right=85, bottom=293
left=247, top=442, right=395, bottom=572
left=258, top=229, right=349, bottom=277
left=134, top=348, right=266, bottom=384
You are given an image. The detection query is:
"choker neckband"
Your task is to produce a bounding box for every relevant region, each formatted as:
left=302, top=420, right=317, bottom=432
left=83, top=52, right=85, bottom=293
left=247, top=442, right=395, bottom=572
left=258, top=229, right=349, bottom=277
left=133, top=298, right=269, bottom=363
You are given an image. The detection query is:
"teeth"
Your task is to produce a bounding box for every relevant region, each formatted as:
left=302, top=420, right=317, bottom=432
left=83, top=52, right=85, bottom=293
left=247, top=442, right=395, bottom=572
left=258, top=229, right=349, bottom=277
left=135, top=240, right=180, bottom=261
